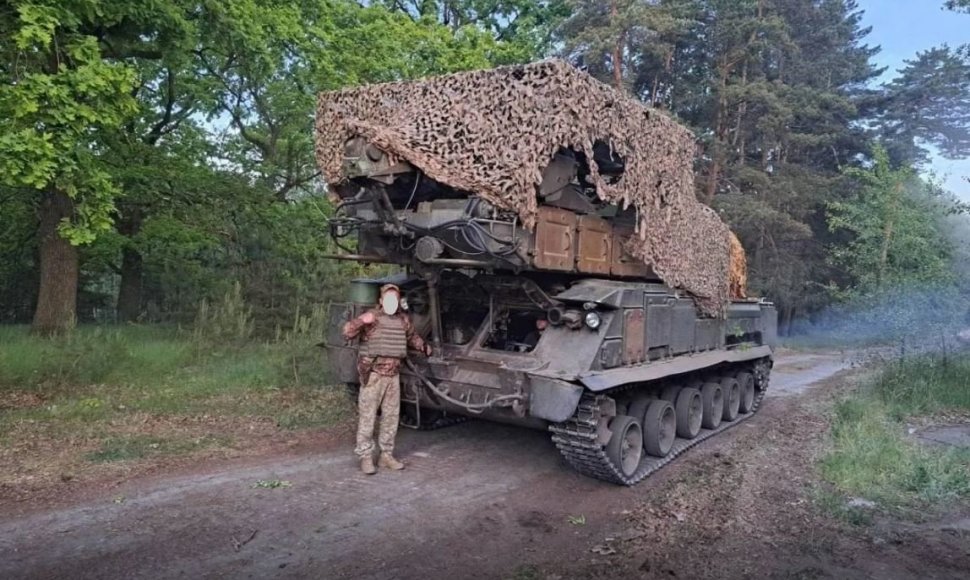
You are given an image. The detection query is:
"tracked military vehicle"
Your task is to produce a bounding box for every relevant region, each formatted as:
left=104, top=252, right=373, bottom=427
left=317, top=60, right=775, bottom=485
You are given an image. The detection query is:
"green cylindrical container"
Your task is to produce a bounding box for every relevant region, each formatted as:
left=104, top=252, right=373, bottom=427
left=349, top=279, right=380, bottom=305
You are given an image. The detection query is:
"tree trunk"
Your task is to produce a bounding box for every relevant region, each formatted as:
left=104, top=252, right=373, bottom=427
left=780, top=304, right=795, bottom=337
left=704, top=67, right=729, bottom=203
left=117, top=247, right=144, bottom=322
left=32, top=188, right=78, bottom=336
left=877, top=182, right=902, bottom=288
left=117, top=209, right=144, bottom=322
left=610, top=0, right=625, bottom=91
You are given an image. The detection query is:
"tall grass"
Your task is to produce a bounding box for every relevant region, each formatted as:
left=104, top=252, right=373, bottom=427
left=0, top=293, right=352, bottom=483
left=0, top=290, right=343, bottom=434
left=0, top=325, right=194, bottom=393
left=870, top=356, right=970, bottom=419
left=821, top=354, right=970, bottom=509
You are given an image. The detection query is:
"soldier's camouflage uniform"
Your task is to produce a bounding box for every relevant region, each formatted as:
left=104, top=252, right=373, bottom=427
left=342, top=309, right=426, bottom=458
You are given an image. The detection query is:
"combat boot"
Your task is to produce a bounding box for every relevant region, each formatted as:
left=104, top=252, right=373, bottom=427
left=360, top=455, right=377, bottom=475
left=378, top=452, right=405, bottom=470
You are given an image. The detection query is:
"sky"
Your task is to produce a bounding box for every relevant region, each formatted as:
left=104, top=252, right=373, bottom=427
left=855, top=0, right=970, bottom=200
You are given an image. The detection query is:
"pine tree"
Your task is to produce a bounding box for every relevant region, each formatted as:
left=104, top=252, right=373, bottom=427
left=877, top=45, right=970, bottom=166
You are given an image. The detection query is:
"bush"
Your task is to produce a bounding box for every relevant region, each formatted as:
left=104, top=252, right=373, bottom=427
left=820, top=354, right=970, bottom=509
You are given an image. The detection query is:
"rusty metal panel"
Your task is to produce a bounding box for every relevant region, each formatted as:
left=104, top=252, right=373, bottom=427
left=622, top=309, right=645, bottom=365
left=534, top=206, right=577, bottom=271
left=610, top=228, right=651, bottom=278
left=576, top=215, right=612, bottom=274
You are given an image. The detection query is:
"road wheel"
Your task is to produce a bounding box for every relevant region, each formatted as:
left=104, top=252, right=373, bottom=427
left=700, top=382, right=723, bottom=430
left=660, top=384, right=680, bottom=402
left=615, top=400, right=630, bottom=418
left=674, top=387, right=702, bottom=439
left=643, top=400, right=676, bottom=457
left=627, top=395, right=651, bottom=428
left=736, top=372, right=756, bottom=413
left=606, top=415, right=643, bottom=478
left=721, top=377, right=741, bottom=422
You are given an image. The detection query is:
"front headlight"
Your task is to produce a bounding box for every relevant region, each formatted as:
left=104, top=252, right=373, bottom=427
left=584, top=311, right=601, bottom=330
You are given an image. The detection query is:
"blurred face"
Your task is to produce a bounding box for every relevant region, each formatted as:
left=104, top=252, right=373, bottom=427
left=381, top=291, right=400, bottom=315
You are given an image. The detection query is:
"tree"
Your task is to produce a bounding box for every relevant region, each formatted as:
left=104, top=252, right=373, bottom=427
left=876, top=45, right=970, bottom=166
left=827, top=145, right=953, bottom=294
left=560, top=0, right=694, bottom=92
left=593, top=0, right=881, bottom=331
left=378, top=0, right=567, bottom=61
left=0, top=1, right=193, bottom=334
left=946, top=0, right=970, bottom=14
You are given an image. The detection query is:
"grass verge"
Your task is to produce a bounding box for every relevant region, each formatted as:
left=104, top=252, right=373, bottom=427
left=820, top=354, right=970, bottom=515
left=0, top=324, right=352, bottom=493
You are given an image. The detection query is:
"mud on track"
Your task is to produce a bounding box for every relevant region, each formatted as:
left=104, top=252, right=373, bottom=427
left=2, top=350, right=968, bottom=579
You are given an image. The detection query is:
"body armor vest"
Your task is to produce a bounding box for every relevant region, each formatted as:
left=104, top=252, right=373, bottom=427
left=359, top=314, right=408, bottom=358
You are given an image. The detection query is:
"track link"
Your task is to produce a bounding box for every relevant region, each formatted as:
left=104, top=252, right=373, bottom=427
left=550, top=360, right=771, bottom=485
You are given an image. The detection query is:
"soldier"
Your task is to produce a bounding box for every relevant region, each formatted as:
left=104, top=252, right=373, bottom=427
left=342, top=284, right=431, bottom=474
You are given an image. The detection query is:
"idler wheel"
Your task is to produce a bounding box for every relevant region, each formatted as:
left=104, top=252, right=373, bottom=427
left=643, top=400, right=676, bottom=457
left=736, top=372, right=756, bottom=413
left=721, top=377, right=741, bottom=422
left=700, top=382, right=723, bottom=430
left=674, top=387, right=703, bottom=439
left=605, top=415, right=643, bottom=477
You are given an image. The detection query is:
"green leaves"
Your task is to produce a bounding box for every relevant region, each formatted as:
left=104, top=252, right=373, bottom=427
left=827, top=145, right=954, bottom=295
left=0, top=1, right=144, bottom=247
left=878, top=45, right=970, bottom=165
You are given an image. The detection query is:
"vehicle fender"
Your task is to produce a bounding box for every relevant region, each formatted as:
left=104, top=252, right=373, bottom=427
left=528, top=376, right=584, bottom=422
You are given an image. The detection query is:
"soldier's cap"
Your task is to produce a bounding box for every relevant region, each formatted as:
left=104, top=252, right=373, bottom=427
left=379, top=284, right=401, bottom=295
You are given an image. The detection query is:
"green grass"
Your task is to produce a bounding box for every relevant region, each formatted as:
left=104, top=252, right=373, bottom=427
left=0, top=324, right=352, bottom=465
left=86, top=434, right=232, bottom=463
left=869, top=356, right=970, bottom=419
left=820, top=354, right=970, bottom=512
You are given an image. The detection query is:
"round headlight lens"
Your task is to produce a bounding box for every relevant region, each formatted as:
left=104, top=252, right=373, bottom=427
left=584, top=311, right=601, bottom=330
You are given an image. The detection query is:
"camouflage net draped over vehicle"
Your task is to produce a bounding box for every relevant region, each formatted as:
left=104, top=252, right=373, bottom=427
left=316, top=59, right=734, bottom=316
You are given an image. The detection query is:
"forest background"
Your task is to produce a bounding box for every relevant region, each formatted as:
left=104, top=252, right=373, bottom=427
left=2, top=0, right=970, bottom=339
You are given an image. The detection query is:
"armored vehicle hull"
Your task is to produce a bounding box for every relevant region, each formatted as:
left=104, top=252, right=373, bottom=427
left=325, top=273, right=775, bottom=485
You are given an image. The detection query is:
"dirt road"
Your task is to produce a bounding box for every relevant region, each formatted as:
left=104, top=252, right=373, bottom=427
left=2, top=350, right=967, bottom=579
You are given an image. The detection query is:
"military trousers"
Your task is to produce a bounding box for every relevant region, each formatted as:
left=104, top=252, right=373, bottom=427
left=354, top=372, right=401, bottom=458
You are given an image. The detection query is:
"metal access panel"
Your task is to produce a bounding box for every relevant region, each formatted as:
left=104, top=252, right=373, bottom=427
left=695, top=319, right=723, bottom=351
left=610, top=228, right=651, bottom=278
left=576, top=215, right=612, bottom=274
left=598, top=339, right=624, bottom=369
left=534, top=206, right=577, bottom=271
left=622, top=309, right=646, bottom=365
left=646, top=303, right=672, bottom=348
left=670, top=301, right=696, bottom=354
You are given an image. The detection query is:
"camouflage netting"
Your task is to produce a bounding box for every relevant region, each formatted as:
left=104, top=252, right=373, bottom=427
left=316, top=59, right=736, bottom=316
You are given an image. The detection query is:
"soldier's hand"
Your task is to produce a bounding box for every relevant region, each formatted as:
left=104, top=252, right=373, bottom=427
left=360, top=311, right=376, bottom=325
left=424, top=344, right=433, bottom=357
